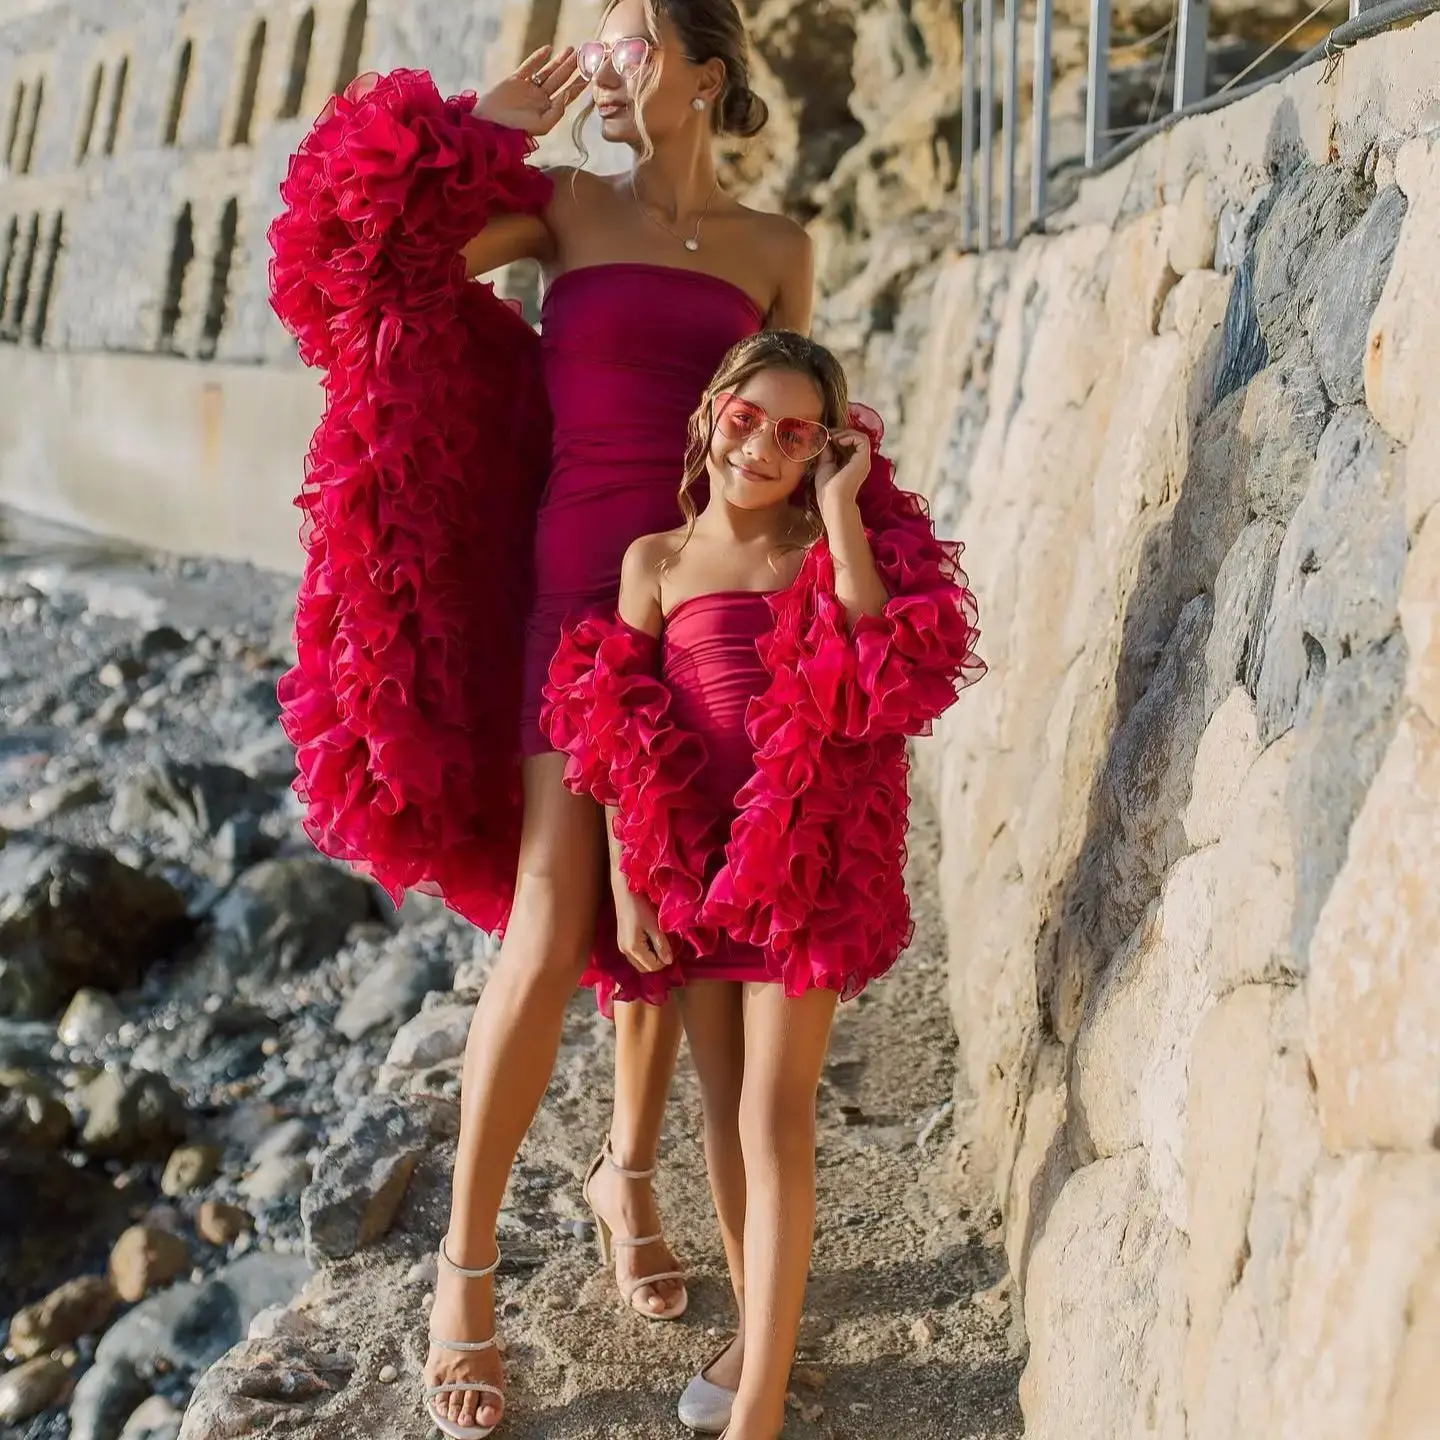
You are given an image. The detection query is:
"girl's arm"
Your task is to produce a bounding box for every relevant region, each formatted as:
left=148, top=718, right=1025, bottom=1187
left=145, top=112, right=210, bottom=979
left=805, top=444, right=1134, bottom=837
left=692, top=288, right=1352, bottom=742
left=816, top=432, right=889, bottom=622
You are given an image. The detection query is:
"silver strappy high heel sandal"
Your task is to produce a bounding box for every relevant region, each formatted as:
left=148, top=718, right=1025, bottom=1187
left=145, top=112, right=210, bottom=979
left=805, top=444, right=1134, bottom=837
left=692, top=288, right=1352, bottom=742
left=425, top=1236, right=505, bottom=1440
left=582, top=1135, right=689, bottom=1320
left=677, top=1339, right=739, bottom=1433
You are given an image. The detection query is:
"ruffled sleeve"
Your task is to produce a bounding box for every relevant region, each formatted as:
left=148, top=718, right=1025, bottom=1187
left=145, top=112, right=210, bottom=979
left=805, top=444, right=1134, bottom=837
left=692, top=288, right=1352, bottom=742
left=268, top=70, right=553, bottom=934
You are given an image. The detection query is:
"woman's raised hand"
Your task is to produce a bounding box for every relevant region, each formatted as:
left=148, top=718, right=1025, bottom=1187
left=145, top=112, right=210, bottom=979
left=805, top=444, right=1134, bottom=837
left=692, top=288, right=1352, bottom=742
left=474, top=45, right=588, bottom=136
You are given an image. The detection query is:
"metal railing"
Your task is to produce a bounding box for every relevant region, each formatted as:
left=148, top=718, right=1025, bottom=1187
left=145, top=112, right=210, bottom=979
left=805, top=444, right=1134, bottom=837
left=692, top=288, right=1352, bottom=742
left=959, top=0, right=1438, bottom=252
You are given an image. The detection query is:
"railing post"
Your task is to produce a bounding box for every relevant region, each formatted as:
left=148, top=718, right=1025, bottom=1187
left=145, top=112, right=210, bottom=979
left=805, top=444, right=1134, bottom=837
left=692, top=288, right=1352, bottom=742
left=1002, top=0, right=1020, bottom=244
left=1174, top=0, right=1210, bottom=109
left=1031, top=0, right=1053, bottom=228
left=980, top=0, right=995, bottom=250
left=1085, top=0, right=1109, bottom=167
left=962, top=0, right=977, bottom=251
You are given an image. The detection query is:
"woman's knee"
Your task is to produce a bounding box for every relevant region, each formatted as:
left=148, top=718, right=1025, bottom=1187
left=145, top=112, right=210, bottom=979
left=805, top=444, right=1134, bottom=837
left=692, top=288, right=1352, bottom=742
left=495, top=874, right=595, bottom=990
left=737, top=1082, right=818, bottom=1161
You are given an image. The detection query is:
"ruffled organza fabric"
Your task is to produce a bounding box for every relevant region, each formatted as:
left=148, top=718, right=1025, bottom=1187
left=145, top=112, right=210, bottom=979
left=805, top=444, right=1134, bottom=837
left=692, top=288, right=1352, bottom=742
left=267, top=69, right=554, bottom=937
left=542, top=406, right=986, bottom=1004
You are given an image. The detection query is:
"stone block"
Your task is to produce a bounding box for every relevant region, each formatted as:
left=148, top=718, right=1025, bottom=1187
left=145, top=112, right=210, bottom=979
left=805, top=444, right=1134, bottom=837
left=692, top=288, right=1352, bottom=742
left=1184, top=687, right=1261, bottom=847
left=1399, top=508, right=1440, bottom=726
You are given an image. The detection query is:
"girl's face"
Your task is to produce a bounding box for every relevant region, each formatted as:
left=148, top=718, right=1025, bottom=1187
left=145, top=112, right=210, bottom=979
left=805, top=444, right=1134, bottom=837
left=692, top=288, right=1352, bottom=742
left=705, top=367, right=828, bottom=514
left=587, top=0, right=718, bottom=146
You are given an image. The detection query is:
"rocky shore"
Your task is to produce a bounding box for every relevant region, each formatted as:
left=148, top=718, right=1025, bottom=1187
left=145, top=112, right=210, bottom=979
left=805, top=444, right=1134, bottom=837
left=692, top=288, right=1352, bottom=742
left=0, top=516, right=1022, bottom=1439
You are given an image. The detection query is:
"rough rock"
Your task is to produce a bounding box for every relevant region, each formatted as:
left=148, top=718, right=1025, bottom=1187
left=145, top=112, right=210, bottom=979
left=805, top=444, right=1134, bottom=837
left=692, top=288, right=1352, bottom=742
left=161, top=1144, right=222, bottom=1197
left=333, top=946, right=447, bottom=1042
left=1169, top=174, right=1217, bottom=276
left=0, top=838, right=191, bottom=1018
left=0, top=1066, right=72, bottom=1148
left=1204, top=520, right=1285, bottom=708
left=79, top=1070, right=188, bottom=1159
left=1238, top=351, right=1332, bottom=525
left=67, top=1356, right=150, bottom=1440
left=110, top=759, right=277, bottom=853
left=8, top=1273, right=119, bottom=1358
left=382, top=1002, right=472, bottom=1071
left=0, top=1355, right=75, bottom=1423
left=190, top=859, right=375, bottom=994
left=131, top=1005, right=280, bottom=1089
left=240, top=1154, right=312, bottom=1206
left=109, top=1225, right=190, bottom=1303
left=300, top=1095, right=430, bottom=1263
left=1183, top=688, right=1260, bottom=848
left=58, top=988, right=126, bottom=1049
left=119, top=1395, right=184, bottom=1440
left=176, top=1337, right=354, bottom=1440
left=1401, top=510, right=1440, bottom=727
left=96, top=1253, right=311, bottom=1380
left=196, top=1202, right=253, bottom=1248
left=1306, top=185, right=1407, bottom=407
left=0, top=770, right=104, bottom=827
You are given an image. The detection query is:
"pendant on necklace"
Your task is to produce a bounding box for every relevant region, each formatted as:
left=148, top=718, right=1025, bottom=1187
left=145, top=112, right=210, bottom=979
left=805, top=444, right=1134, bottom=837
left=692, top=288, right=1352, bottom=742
left=684, top=238, right=700, bottom=251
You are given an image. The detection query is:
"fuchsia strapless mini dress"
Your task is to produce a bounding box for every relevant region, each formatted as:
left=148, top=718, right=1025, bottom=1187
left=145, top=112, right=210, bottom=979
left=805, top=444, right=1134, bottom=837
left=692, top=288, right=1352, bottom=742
left=519, top=263, right=763, bottom=755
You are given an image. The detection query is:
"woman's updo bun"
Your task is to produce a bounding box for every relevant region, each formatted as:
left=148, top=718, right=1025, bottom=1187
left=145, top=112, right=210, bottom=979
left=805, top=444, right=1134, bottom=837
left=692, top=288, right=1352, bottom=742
left=719, top=85, right=768, bottom=138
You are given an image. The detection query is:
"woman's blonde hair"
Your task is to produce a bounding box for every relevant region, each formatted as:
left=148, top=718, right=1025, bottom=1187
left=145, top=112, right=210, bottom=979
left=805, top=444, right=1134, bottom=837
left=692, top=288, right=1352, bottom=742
left=571, top=0, right=768, bottom=166
left=671, top=330, right=850, bottom=560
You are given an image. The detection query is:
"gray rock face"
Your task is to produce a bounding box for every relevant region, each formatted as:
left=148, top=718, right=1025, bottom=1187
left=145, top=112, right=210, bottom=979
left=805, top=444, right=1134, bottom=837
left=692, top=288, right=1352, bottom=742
left=1286, top=636, right=1407, bottom=964
left=1204, top=520, right=1285, bottom=710
left=1306, top=184, right=1408, bottom=406
left=176, top=1337, right=354, bottom=1440
left=1240, top=349, right=1332, bottom=524
left=190, top=859, right=375, bottom=995
left=77, top=1071, right=188, bottom=1160
left=0, top=838, right=191, bottom=1019
left=110, top=759, right=277, bottom=854
left=300, top=1095, right=429, bottom=1264
left=1256, top=408, right=1406, bottom=743
left=334, top=946, right=447, bottom=1042
left=68, top=1357, right=150, bottom=1440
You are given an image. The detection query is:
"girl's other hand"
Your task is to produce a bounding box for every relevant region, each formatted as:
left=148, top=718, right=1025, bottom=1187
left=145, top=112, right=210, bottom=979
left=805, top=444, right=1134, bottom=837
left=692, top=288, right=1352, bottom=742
left=475, top=45, right=588, bottom=135
left=813, top=428, right=872, bottom=519
left=614, top=883, right=675, bottom=974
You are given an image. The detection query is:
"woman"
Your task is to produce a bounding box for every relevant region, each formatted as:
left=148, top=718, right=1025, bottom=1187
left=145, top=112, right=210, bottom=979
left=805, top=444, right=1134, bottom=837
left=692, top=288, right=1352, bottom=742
left=267, top=2, right=811, bottom=1435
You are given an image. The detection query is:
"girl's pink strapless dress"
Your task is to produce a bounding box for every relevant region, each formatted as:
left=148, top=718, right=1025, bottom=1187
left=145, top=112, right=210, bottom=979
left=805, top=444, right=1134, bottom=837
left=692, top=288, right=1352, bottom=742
left=519, top=263, right=763, bottom=755
left=659, top=590, right=775, bottom=983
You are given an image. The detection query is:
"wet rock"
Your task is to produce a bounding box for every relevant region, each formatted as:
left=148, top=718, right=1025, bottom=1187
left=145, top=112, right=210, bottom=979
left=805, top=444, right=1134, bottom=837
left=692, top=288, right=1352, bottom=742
left=1306, top=185, right=1407, bottom=407
left=0, top=838, right=191, bottom=1019
left=190, top=859, right=375, bottom=996
left=0, top=1355, right=74, bottom=1423
left=196, top=1202, right=252, bottom=1248
left=301, top=1095, right=429, bottom=1263
left=109, top=1226, right=190, bottom=1303
left=177, top=1337, right=353, bottom=1440
left=96, top=1253, right=310, bottom=1381
left=59, top=989, right=126, bottom=1049
left=8, top=1274, right=119, bottom=1358
left=0, top=1066, right=72, bottom=1148
left=160, top=1145, right=222, bottom=1197
left=118, top=1394, right=183, bottom=1440
left=334, top=946, right=448, bottom=1042
left=67, top=1356, right=149, bottom=1440
left=78, top=1071, right=187, bottom=1160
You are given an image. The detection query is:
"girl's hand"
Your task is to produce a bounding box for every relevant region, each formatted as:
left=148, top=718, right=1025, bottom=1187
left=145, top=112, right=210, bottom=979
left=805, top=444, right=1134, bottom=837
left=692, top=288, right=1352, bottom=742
left=614, top=882, right=675, bottom=974
left=475, top=45, right=587, bottom=135
left=814, top=429, right=872, bottom=520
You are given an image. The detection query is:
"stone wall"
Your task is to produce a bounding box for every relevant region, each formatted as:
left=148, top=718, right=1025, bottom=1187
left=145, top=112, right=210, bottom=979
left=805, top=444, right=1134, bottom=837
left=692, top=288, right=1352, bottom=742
left=852, top=16, right=1440, bottom=1438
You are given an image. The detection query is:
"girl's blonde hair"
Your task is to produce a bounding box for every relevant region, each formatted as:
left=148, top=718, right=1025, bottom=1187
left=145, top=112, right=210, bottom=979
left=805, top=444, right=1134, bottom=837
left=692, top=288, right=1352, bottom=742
left=571, top=0, right=768, bottom=167
left=671, top=330, right=851, bottom=560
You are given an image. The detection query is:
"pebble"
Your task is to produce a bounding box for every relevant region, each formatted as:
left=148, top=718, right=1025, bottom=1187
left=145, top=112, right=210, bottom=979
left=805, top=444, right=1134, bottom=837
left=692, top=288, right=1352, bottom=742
left=196, top=1200, right=254, bottom=1246
left=108, top=1225, right=190, bottom=1303
left=0, top=1355, right=74, bottom=1423
left=378, top=1364, right=398, bottom=1384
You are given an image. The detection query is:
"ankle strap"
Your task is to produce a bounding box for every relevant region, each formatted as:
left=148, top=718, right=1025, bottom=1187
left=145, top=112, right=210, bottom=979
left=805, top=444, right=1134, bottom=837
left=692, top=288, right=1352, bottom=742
left=440, top=1236, right=501, bottom=1279
left=603, top=1134, right=655, bottom=1181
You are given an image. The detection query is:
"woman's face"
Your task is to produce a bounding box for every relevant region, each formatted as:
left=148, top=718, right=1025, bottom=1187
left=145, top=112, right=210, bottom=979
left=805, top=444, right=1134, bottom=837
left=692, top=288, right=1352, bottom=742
left=589, top=0, right=715, bottom=146
left=705, top=367, right=827, bottom=514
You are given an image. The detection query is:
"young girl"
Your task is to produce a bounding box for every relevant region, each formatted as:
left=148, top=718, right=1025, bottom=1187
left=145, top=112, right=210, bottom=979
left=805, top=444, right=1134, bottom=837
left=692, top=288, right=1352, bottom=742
left=543, top=331, right=984, bottom=1439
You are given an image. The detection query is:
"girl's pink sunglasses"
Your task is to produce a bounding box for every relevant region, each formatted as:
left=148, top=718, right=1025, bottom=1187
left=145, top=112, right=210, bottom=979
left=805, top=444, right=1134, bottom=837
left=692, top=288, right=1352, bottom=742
left=713, top=393, right=831, bottom=464
left=577, top=36, right=652, bottom=80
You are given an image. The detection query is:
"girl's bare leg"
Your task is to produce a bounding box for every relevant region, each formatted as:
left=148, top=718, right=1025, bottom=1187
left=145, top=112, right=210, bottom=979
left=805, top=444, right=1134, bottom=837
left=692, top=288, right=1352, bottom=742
left=587, top=995, right=687, bottom=1313
left=425, top=753, right=601, bottom=1432
left=728, top=984, right=839, bottom=1440
left=676, top=981, right=748, bottom=1386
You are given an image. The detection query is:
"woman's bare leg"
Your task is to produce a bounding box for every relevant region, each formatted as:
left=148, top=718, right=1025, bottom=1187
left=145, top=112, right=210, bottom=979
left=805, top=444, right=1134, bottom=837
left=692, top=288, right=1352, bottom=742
left=426, top=753, right=602, bottom=1432
left=727, top=985, right=839, bottom=1440
left=676, top=981, right=748, bottom=1387
left=587, top=996, right=687, bottom=1314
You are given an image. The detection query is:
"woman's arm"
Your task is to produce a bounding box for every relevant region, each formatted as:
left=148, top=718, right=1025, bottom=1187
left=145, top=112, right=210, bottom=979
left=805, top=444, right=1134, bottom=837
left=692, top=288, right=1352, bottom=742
left=767, top=219, right=815, bottom=334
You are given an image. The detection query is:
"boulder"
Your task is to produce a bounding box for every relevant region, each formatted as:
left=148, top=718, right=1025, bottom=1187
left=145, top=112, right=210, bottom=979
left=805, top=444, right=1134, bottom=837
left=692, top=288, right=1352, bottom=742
left=108, top=1225, right=190, bottom=1304
left=7, top=1273, right=119, bottom=1358
left=78, top=1071, right=188, bottom=1160
left=334, top=946, right=448, bottom=1043
left=58, top=988, right=126, bottom=1049
left=177, top=1337, right=353, bottom=1440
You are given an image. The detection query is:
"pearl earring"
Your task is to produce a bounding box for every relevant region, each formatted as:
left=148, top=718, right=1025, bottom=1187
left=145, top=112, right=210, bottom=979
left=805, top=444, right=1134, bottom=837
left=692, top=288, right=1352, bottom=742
left=692, top=97, right=706, bottom=111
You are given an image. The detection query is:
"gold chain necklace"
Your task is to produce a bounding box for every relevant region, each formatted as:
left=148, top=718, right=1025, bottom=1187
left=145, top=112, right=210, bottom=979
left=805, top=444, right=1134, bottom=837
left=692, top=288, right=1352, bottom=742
left=630, top=176, right=719, bottom=253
